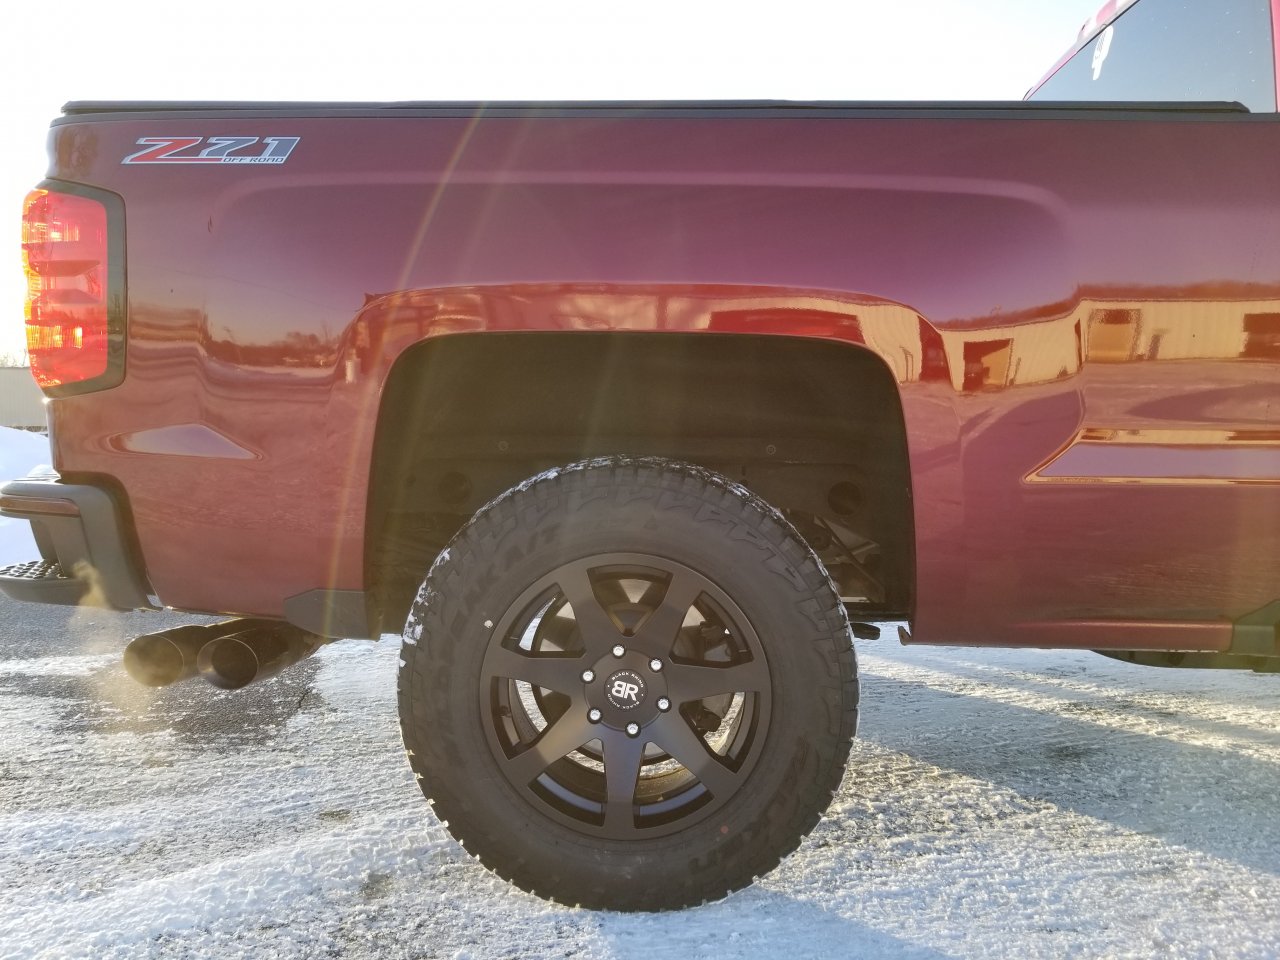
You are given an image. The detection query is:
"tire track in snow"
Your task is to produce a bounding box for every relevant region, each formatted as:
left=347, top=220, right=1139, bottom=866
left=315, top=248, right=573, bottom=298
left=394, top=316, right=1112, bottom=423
left=859, top=648, right=1280, bottom=762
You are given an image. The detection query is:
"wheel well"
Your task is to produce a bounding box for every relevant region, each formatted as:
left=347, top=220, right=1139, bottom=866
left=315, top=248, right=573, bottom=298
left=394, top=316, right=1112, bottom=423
left=366, top=332, right=914, bottom=633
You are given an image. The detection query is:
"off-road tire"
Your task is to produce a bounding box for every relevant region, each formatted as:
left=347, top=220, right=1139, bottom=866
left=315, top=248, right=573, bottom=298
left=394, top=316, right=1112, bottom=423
left=397, top=458, right=858, bottom=910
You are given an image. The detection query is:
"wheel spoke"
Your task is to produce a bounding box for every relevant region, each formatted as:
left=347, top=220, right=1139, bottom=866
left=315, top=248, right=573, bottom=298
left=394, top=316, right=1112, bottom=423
left=484, top=644, right=582, bottom=694
left=630, top=570, right=702, bottom=657
left=557, top=562, right=621, bottom=655
left=600, top=733, right=647, bottom=833
left=648, top=713, right=739, bottom=797
left=592, top=577, right=632, bottom=611
left=505, top=712, right=594, bottom=784
left=666, top=657, right=769, bottom=703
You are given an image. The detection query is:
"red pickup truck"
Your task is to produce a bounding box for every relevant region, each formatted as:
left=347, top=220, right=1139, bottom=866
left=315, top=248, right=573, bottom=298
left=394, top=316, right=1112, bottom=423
left=6, top=0, right=1279, bottom=910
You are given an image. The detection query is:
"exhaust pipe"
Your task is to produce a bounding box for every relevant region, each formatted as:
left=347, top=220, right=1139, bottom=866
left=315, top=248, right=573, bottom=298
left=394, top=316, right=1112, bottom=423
left=123, top=624, right=223, bottom=687
left=123, top=619, right=325, bottom=689
left=196, top=622, right=325, bottom=690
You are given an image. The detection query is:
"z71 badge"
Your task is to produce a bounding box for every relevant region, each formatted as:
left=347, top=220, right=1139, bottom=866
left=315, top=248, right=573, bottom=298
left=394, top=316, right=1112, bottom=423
left=122, top=136, right=300, bottom=165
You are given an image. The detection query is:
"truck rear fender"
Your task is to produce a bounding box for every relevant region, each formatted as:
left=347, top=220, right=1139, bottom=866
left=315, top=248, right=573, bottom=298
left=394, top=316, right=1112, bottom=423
left=360, top=291, right=928, bottom=635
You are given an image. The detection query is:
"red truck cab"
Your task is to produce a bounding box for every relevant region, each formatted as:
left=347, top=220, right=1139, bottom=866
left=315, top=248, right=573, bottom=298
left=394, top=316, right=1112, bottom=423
left=1029, top=0, right=1280, bottom=109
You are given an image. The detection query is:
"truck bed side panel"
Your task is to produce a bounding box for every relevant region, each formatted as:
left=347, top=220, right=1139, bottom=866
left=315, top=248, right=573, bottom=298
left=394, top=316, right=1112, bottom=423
left=44, top=110, right=1280, bottom=645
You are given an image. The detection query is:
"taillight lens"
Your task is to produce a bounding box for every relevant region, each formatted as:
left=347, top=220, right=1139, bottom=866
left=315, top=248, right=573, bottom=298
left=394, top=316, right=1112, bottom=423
left=22, top=188, right=112, bottom=389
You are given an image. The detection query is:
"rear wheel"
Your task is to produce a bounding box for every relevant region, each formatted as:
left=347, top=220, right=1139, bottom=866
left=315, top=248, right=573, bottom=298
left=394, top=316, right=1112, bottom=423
left=398, top=458, right=857, bottom=910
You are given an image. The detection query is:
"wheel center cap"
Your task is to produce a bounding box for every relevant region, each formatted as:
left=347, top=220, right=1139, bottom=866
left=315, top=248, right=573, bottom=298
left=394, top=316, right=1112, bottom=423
left=604, top=669, right=647, bottom=710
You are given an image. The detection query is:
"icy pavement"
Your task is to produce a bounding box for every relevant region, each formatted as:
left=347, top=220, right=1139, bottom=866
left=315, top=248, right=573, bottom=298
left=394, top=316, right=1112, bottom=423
left=0, top=630, right=1277, bottom=959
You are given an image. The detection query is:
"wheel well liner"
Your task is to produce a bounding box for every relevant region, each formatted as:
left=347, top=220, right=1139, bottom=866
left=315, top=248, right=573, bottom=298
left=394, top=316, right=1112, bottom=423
left=367, top=331, right=914, bottom=632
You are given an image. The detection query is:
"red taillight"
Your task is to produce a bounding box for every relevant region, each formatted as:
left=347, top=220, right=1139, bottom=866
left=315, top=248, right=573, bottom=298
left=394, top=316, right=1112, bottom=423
left=22, top=188, right=112, bottom=390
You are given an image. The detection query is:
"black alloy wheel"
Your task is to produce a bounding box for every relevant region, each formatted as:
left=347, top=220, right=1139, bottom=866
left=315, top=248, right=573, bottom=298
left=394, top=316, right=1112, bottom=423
left=481, top=553, right=771, bottom=839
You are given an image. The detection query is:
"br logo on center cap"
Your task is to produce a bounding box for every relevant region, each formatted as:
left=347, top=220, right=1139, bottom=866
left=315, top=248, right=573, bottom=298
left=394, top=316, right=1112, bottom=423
left=605, top=669, right=646, bottom=710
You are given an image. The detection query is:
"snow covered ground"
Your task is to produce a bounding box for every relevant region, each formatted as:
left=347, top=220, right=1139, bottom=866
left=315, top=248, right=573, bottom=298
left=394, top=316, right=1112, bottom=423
left=0, top=426, right=1277, bottom=958
left=3, top=635, right=1278, bottom=959
left=0, top=427, right=46, bottom=566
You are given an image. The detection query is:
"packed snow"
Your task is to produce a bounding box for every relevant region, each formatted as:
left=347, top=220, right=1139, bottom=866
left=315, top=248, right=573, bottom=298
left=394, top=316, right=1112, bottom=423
left=0, top=426, right=1276, bottom=959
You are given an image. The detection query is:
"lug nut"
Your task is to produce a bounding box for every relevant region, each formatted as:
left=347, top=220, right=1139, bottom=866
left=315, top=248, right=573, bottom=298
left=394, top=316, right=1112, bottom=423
left=649, top=658, right=663, bottom=672
left=625, top=722, right=641, bottom=737
left=612, top=644, right=626, bottom=658
left=581, top=669, right=595, bottom=683
left=656, top=697, right=671, bottom=712
left=588, top=708, right=603, bottom=723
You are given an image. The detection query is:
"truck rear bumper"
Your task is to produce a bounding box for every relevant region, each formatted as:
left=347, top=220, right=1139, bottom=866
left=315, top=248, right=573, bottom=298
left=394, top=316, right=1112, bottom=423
left=0, top=471, right=151, bottom=610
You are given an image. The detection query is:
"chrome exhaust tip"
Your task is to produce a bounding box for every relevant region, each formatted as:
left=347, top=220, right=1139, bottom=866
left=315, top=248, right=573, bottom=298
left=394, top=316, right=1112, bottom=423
left=196, top=622, right=324, bottom=690
left=123, top=624, right=220, bottom=687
